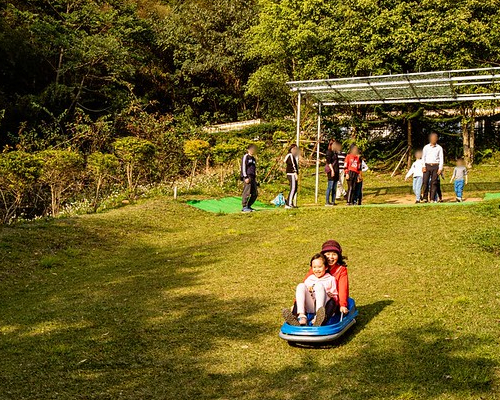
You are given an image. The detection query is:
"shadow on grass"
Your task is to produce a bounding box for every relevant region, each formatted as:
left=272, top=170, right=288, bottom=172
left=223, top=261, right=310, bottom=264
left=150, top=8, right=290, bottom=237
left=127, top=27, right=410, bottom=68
left=0, top=216, right=267, bottom=399
left=250, top=323, right=495, bottom=400
left=288, top=300, right=393, bottom=349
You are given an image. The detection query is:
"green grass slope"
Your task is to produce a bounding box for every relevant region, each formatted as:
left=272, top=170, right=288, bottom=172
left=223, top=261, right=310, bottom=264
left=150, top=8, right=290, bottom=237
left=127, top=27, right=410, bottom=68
left=1, top=199, right=500, bottom=399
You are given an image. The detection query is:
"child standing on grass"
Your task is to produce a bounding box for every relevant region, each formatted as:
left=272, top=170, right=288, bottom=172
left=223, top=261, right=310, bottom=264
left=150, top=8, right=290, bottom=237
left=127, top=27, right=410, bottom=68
left=345, top=144, right=362, bottom=205
left=282, top=253, right=338, bottom=327
left=450, top=157, right=468, bottom=202
left=325, top=140, right=340, bottom=206
left=353, top=157, right=369, bottom=205
left=241, top=144, right=258, bottom=212
left=405, top=150, right=424, bottom=203
left=284, top=144, right=299, bottom=209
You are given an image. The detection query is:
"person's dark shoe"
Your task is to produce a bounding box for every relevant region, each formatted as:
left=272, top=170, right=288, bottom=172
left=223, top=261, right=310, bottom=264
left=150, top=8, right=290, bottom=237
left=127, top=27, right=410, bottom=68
left=313, top=307, right=326, bottom=326
left=415, top=200, right=420, bottom=204
left=282, top=308, right=300, bottom=326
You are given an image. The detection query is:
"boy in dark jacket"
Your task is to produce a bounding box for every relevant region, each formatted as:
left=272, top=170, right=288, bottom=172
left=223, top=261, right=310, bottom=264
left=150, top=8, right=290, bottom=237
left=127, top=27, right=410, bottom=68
left=241, top=144, right=258, bottom=212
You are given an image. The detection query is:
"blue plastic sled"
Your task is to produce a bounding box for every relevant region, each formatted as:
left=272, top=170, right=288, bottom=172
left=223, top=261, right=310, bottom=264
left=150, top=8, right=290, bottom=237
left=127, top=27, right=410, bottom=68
left=279, top=298, right=358, bottom=344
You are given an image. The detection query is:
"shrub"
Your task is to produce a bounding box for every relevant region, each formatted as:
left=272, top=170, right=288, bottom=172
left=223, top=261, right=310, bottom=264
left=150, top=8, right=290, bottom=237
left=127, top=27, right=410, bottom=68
left=113, top=137, right=156, bottom=194
left=184, top=140, right=210, bottom=186
left=153, top=130, right=188, bottom=182
left=184, top=139, right=210, bottom=162
left=39, top=150, right=85, bottom=216
left=0, top=151, right=43, bottom=223
left=87, top=152, right=120, bottom=210
left=211, top=143, right=242, bottom=165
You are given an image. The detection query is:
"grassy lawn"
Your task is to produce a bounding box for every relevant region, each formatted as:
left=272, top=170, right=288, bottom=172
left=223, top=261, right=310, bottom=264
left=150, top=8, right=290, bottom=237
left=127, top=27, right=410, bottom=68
left=2, top=186, right=500, bottom=398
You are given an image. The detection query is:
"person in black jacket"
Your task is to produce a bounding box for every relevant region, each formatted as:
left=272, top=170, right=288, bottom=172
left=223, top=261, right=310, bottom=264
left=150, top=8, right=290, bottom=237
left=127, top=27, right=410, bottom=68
left=241, top=144, right=258, bottom=212
left=325, top=140, right=340, bottom=206
left=284, top=144, right=299, bottom=209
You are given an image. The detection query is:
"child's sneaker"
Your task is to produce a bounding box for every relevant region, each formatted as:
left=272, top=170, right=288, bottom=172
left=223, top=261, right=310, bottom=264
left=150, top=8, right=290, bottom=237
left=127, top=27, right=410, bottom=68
left=297, top=314, right=308, bottom=326
left=313, top=307, right=326, bottom=326
left=282, top=308, right=300, bottom=326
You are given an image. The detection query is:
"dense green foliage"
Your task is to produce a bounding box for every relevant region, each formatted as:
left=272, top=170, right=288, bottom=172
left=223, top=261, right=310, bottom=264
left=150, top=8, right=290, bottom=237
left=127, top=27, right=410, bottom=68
left=2, top=0, right=500, bottom=140
left=1, top=0, right=500, bottom=221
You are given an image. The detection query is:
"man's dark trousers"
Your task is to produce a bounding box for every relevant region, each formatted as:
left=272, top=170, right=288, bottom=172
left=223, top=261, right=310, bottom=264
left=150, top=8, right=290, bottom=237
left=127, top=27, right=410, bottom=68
left=423, top=164, right=439, bottom=201
left=242, top=178, right=258, bottom=208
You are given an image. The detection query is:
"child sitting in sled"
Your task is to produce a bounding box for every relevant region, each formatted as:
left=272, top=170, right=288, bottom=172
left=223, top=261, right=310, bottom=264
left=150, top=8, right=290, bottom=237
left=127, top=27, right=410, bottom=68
left=282, top=253, right=338, bottom=326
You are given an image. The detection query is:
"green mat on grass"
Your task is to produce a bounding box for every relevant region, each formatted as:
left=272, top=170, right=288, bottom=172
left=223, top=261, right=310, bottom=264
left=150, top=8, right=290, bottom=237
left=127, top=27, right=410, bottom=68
left=484, top=192, right=500, bottom=200
left=187, top=196, right=275, bottom=214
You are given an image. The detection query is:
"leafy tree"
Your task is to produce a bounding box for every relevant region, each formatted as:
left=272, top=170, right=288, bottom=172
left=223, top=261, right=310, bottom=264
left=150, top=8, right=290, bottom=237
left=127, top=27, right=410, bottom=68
left=0, top=151, right=42, bottom=223
left=87, top=152, right=120, bottom=210
left=154, top=0, right=257, bottom=123
left=113, top=136, right=156, bottom=193
left=0, top=0, right=152, bottom=147
left=39, top=150, right=84, bottom=216
left=184, top=139, right=210, bottom=187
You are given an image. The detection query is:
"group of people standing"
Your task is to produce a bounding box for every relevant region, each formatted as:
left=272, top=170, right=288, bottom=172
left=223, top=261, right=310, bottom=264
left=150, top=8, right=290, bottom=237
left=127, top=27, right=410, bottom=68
left=240, top=132, right=466, bottom=212
left=325, top=140, right=368, bottom=206
left=405, top=133, right=469, bottom=203
left=240, top=142, right=301, bottom=212
left=239, top=140, right=368, bottom=212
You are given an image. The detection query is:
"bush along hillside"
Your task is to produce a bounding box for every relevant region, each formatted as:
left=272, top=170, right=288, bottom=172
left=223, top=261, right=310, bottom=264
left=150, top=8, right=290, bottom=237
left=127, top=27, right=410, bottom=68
left=0, top=118, right=299, bottom=223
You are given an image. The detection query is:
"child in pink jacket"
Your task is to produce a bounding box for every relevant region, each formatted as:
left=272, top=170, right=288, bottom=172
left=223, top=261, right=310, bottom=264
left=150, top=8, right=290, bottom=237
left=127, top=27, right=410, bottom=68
left=283, top=253, right=338, bottom=326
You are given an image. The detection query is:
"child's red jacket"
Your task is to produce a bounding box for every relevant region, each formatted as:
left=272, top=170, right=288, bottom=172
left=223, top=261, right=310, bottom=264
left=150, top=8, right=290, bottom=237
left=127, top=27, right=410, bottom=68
left=304, top=264, right=349, bottom=308
left=344, top=154, right=361, bottom=174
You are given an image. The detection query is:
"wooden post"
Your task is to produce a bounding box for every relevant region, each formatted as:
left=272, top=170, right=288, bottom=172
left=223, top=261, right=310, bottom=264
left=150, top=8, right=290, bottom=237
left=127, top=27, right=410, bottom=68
left=296, top=92, right=302, bottom=147
left=392, top=146, right=410, bottom=177
left=407, top=118, right=413, bottom=169
left=315, top=103, right=322, bottom=204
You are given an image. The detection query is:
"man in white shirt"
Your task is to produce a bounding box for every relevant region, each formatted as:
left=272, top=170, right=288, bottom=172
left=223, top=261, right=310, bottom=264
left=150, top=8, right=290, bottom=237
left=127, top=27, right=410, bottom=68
left=422, top=133, right=444, bottom=203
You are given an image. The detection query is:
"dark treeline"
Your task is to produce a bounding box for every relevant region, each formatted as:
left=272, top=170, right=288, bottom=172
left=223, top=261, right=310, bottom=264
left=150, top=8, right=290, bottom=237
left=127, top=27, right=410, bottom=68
left=1, top=0, right=500, bottom=221
left=2, top=0, right=500, bottom=142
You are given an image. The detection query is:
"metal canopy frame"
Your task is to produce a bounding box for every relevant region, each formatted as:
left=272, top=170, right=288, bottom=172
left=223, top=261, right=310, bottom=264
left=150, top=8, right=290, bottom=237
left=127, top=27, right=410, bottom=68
left=288, top=67, right=500, bottom=204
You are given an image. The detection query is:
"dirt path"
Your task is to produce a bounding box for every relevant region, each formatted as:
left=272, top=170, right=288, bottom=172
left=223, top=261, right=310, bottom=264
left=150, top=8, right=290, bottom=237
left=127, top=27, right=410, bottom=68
left=383, top=194, right=483, bottom=205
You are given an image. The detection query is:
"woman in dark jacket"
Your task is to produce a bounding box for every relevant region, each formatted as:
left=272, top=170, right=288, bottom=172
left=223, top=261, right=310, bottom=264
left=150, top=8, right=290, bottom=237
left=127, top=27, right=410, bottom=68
left=325, top=140, right=340, bottom=206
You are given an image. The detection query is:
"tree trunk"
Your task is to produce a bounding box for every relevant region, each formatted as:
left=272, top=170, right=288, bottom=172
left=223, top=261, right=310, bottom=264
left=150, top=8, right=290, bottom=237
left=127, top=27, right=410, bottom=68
left=94, top=176, right=103, bottom=212
left=188, top=159, right=197, bottom=189
left=205, top=154, right=210, bottom=173
left=51, top=185, right=59, bottom=216
left=126, top=163, right=133, bottom=191
left=55, top=48, right=64, bottom=86
left=468, top=113, right=475, bottom=167
left=461, top=106, right=475, bottom=168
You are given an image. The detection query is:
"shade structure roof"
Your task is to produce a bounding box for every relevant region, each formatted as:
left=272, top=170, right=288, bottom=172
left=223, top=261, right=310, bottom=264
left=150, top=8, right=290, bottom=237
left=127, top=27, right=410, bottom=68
left=287, top=67, right=500, bottom=106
